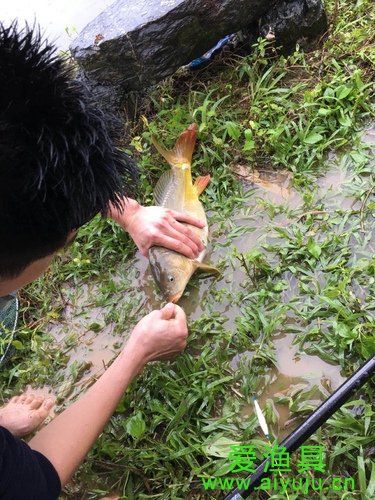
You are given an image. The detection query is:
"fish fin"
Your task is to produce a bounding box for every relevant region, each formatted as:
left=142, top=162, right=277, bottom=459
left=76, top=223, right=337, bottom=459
left=153, top=170, right=175, bottom=205
left=193, top=261, right=221, bottom=276
left=194, top=175, right=211, bottom=196
left=152, top=123, right=198, bottom=168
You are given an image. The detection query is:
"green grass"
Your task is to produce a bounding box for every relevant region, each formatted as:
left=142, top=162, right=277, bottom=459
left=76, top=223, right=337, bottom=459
left=1, top=0, right=374, bottom=498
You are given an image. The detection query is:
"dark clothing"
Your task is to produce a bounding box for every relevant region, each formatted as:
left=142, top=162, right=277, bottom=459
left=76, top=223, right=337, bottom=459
left=0, top=426, right=60, bottom=499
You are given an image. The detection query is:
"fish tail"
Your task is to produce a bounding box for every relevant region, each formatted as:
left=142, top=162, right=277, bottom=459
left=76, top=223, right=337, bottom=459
left=152, top=123, right=198, bottom=168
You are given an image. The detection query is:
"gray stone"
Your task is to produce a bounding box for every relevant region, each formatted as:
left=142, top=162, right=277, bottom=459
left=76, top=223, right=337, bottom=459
left=259, top=0, right=328, bottom=53
left=70, top=0, right=271, bottom=92
left=71, top=0, right=328, bottom=112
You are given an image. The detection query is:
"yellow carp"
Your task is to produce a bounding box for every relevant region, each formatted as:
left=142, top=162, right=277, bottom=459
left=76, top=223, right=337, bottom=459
left=149, top=123, right=219, bottom=303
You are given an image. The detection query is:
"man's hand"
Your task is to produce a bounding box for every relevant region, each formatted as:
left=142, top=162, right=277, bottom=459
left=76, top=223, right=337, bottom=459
left=109, top=198, right=205, bottom=259
left=124, top=303, right=188, bottom=366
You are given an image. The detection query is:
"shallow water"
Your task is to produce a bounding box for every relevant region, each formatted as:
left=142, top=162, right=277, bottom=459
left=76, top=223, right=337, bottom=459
left=47, top=128, right=374, bottom=439
left=362, top=125, right=375, bottom=146
left=236, top=333, right=346, bottom=439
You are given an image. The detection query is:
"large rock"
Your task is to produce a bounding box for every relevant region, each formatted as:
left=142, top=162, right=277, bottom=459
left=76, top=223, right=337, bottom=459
left=259, top=0, right=328, bottom=53
left=70, top=0, right=328, bottom=112
left=70, top=0, right=271, bottom=92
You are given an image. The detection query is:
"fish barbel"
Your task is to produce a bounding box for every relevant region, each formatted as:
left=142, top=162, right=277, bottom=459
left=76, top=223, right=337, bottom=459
left=149, top=123, right=219, bottom=303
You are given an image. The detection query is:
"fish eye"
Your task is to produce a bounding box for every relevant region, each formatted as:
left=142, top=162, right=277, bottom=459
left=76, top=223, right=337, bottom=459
left=168, top=276, right=174, bottom=282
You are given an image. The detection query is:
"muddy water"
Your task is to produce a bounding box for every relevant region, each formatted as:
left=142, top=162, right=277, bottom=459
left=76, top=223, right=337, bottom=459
left=235, top=333, right=346, bottom=439
left=48, top=128, right=374, bottom=436
left=362, top=124, right=375, bottom=146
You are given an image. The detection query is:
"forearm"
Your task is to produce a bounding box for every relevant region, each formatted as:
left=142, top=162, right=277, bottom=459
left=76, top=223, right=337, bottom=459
left=108, top=196, right=141, bottom=227
left=28, top=345, right=144, bottom=487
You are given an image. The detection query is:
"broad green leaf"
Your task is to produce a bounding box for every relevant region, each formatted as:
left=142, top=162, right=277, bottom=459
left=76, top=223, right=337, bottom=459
left=324, top=87, right=335, bottom=98
left=338, top=111, right=352, bottom=127
left=318, top=108, right=331, bottom=116
left=225, top=121, right=241, bottom=141
left=335, top=322, right=353, bottom=338
left=243, top=128, right=255, bottom=151
left=11, top=340, right=23, bottom=350
left=307, top=238, right=322, bottom=258
left=336, top=85, right=353, bottom=100
left=203, top=436, right=241, bottom=457
left=125, top=412, right=146, bottom=439
left=304, top=132, right=323, bottom=144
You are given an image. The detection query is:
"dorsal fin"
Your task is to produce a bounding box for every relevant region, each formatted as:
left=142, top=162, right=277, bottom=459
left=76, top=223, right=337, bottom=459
left=153, top=170, right=176, bottom=206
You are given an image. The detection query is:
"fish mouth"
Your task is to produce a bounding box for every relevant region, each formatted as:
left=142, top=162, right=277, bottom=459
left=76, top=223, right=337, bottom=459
left=168, top=292, right=183, bottom=303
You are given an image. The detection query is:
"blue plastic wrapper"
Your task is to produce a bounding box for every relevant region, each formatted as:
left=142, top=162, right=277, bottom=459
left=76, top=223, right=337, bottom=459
left=188, top=33, right=238, bottom=69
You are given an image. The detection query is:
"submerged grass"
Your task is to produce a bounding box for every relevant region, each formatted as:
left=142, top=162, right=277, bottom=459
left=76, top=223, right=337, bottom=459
left=1, top=0, right=374, bottom=498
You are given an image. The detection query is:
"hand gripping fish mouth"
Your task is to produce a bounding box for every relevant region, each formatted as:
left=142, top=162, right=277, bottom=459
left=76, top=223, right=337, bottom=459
left=149, top=124, right=220, bottom=303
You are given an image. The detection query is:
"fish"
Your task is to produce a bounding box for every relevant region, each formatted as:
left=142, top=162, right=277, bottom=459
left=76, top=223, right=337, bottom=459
left=149, top=123, right=219, bottom=303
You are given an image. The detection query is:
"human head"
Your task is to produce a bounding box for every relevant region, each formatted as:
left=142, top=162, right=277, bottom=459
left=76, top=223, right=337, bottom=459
left=0, top=23, right=138, bottom=286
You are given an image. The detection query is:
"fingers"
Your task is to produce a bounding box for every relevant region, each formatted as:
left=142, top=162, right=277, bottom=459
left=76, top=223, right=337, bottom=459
left=126, top=320, right=188, bottom=365
left=158, top=304, right=186, bottom=328
left=152, top=234, right=200, bottom=259
left=157, top=303, right=187, bottom=344
left=159, top=302, right=176, bottom=320
left=151, top=211, right=205, bottom=257
left=139, top=222, right=203, bottom=259
left=168, top=218, right=205, bottom=252
left=169, top=210, right=205, bottom=229
left=170, top=305, right=188, bottom=349
left=166, top=210, right=205, bottom=256
left=132, top=207, right=206, bottom=258
left=171, top=304, right=187, bottom=326
left=166, top=224, right=203, bottom=257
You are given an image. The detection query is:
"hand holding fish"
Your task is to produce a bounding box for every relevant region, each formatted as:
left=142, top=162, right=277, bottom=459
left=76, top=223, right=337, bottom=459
left=110, top=197, right=205, bottom=258
left=125, top=303, right=188, bottom=364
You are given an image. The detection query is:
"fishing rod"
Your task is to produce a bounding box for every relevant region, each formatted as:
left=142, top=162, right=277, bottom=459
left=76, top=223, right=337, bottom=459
left=224, top=354, right=375, bottom=500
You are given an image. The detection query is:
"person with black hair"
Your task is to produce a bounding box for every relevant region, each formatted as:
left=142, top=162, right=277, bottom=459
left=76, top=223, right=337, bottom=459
left=0, top=23, right=202, bottom=498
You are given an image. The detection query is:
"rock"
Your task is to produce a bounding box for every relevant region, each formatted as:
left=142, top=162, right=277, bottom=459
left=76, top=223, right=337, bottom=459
left=259, top=0, right=328, bottom=53
left=70, top=0, right=328, bottom=111
left=70, top=0, right=271, bottom=92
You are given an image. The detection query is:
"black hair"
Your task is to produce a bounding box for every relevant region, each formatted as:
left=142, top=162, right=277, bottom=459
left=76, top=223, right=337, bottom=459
left=0, top=23, right=138, bottom=278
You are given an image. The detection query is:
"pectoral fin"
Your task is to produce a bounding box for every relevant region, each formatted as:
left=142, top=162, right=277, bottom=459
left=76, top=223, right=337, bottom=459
left=193, top=261, right=221, bottom=276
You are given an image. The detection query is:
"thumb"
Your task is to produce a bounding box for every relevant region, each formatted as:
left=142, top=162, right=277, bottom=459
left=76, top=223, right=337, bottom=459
left=159, top=302, right=176, bottom=320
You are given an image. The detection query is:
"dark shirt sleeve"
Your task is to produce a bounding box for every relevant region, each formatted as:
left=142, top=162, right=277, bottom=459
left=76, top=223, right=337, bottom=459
left=0, top=426, right=61, bottom=499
